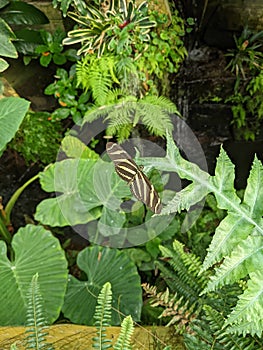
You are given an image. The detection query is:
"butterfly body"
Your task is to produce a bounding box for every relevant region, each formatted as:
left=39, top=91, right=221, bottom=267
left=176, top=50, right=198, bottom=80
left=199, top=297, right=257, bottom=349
left=106, top=142, right=162, bottom=214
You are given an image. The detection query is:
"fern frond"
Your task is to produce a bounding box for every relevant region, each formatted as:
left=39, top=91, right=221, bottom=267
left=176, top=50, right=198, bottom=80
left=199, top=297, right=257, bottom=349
left=113, top=315, right=134, bottom=350
left=184, top=305, right=261, bottom=350
left=92, top=282, right=112, bottom=349
left=140, top=132, right=263, bottom=336
left=142, top=284, right=195, bottom=332
left=25, top=273, right=54, bottom=350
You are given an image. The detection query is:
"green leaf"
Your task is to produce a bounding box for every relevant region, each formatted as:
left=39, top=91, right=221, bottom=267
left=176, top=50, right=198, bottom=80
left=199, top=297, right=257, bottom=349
left=0, top=1, right=49, bottom=25
left=61, top=135, right=99, bottom=159
left=0, top=58, right=9, bottom=72
left=0, top=19, right=17, bottom=59
left=62, top=246, right=142, bottom=325
left=243, top=156, right=263, bottom=219
left=35, top=158, right=130, bottom=226
left=0, top=224, right=68, bottom=325
left=0, top=97, right=30, bottom=155
left=211, top=147, right=241, bottom=210
left=225, top=270, right=263, bottom=337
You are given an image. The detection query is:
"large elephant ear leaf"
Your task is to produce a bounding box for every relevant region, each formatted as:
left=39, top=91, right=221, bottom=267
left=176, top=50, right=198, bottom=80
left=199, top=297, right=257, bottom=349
left=62, top=246, right=142, bottom=325
left=0, top=224, right=68, bottom=325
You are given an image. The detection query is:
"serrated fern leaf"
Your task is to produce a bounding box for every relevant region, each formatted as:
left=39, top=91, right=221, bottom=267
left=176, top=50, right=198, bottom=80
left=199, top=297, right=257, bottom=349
left=25, top=273, right=54, bottom=350
left=113, top=315, right=134, bottom=350
left=204, top=235, right=263, bottom=292
left=141, top=132, right=263, bottom=335
left=184, top=305, right=260, bottom=350
left=225, top=270, right=263, bottom=337
left=92, top=282, right=112, bottom=349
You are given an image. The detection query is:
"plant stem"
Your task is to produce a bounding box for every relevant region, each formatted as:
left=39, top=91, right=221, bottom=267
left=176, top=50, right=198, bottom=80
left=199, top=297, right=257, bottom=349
left=4, top=173, right=40, bottom=226
left=0, top=216, right=12, bottom=244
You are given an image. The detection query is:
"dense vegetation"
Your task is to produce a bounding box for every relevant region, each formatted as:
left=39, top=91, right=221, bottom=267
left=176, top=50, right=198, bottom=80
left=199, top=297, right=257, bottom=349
left=0, top=0, right=263, bottom=349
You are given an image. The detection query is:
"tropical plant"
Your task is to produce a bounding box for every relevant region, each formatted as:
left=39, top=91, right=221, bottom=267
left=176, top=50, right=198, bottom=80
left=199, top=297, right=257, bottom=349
left=139, top=132, right=263, bottom=337
left=135, top=10, right=188, bottom=86
left=225, top=26, right=263, bottom=88
left=52, top=0, right=87, bottom=17
left=0, top=0, right=49, bottom=59
left=82, top=95, right=178, bottom=141
left=0, top=18, right=17, bottom=72
left=143, top=239, right=263, bottom=349
left=63, top=0, right=156, bottom=57
left=44, top=66, right=90, bottom=124
left=225, top=27, right=263, bottom=140
left=0, top=224, right=68, bottom=325
left=226, top=69, right=263, bottom=141
left=0, top=96, right=30, bottom=156
left=9, top=110, right=63, bottom=164
left=33, top=29, right=78, bottom=67
left=62, top=245, right=142, bottom=325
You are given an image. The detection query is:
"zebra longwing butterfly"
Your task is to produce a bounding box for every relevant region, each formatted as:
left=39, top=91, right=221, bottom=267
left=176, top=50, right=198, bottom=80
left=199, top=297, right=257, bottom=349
left=106, top=142, right=162, bottom=214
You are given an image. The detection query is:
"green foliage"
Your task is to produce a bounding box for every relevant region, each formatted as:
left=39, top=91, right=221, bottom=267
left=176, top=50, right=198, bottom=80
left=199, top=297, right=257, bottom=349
left=92, top=282, right=134, bottom=350
left=45, top=66, right=90, bottom=124
left=135, top=10, right=188, bottom=82
left=63, top=0, right=156, bottom=57
left=62, top=246, right=142, bottom=325
left=226, top=70, right=263, bottom=141
left=0, top=97, right=30, bottom=155
left=113, top=315, right=134, bottom=350
left=0, top=225, right=68, bottom=325
left=92, top=282, right=112, bottom=349
left=225, top=27, right=263, bottom=140
left=0, top=0, right=49, bottom=60
left=25, top=273, right=54, bottom=350
left=76, top=54, right=119, bottom=105
left=52, top=0, right=87, bottom=17
left=83, top=95, right=178, bottom=141
left=141, top=132, right=263, bottom=337
left=0, top=18, right=17, bottom=71
left=33, top=29, right=78, bottom=67
left=184, top=305, right=263, bottom=350
left=9, top=111, right=63, bottom=164
left=225, top=26, right=263, bottom=85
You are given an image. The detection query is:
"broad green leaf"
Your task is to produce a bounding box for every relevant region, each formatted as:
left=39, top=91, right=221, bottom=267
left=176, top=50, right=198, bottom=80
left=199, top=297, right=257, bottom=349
left=0, top=1, right=49, bottom=25
left=0, top=97, right=30, bottom=155
left=98, top=206, right=126, bottom=237
left=35, top=158, right=130, bottom=226
left=0, top=225, right=67, bottom=325
left=0, top=18, right=17, bottom=56
left=35, top=159, right=99, bottom=226
left=61, top=135, right=99, bottom=159
left=62, top=246, right=142, bottom=325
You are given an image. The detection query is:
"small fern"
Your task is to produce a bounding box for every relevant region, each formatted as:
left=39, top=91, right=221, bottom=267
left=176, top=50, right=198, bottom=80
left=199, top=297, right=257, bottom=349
left=25, top=273, right=54, bottom=350
left=82, top=96, right=178, bottom=141
left=76, top=55, right=119, bottom=106
left=92, top=282, right=112, bottom=349
left=113, top=315, right=134, bottom=350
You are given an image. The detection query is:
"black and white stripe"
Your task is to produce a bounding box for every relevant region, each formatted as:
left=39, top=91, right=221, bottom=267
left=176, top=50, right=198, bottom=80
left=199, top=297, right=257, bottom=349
left=106, top=142, right=162, bottom=214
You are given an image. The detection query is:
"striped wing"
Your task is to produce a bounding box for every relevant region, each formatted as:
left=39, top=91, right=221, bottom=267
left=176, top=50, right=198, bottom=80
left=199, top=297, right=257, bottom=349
left=106, top=142, right=162, bottom=214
